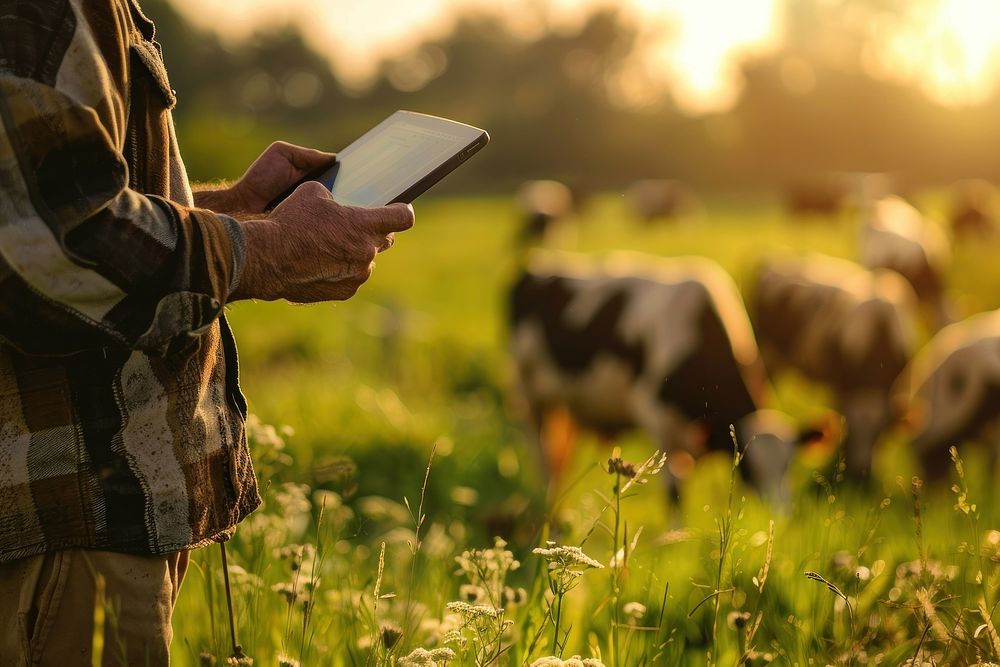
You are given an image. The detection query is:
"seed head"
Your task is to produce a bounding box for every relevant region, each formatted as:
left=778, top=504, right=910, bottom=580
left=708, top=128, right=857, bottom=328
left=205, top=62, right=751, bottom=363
left=727, top=610, right=751, bottom=630
left=380, top=623, right=403, bottom=650
left=607, top=457, right=637, bottom=478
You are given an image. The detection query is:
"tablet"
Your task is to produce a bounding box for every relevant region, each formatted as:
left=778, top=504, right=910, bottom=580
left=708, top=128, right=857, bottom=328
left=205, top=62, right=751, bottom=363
left=268, top=111, right=489, bottom=210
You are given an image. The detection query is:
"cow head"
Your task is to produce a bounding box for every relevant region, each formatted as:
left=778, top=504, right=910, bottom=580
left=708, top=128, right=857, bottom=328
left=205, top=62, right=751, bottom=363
left=738, top=410, right=838, bottom=507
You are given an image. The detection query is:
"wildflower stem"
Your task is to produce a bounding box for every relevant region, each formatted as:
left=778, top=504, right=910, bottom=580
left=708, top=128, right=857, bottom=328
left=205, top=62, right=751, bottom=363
left=611, top=469, right=622, bottom=667
left=552, top=584, right=564, bottom=655
left=402, top=444, right=437, bottom=653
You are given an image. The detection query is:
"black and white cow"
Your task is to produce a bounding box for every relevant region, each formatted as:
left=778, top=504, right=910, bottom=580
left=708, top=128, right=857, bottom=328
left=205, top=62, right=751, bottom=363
left=625, top=179, right=700, bottom=223
left=508, top=251, right=812, bottom=503
left=949, top=179, right=998, bottom=239
left=783, top=175, right=850, bottom=219
left=859, top=196, right=953, bottom=330
left=750, top=255, right=918, bottom=477
left=893, top=309, right=1000, bottom=477
left=515, top=179, right=576, bottom=244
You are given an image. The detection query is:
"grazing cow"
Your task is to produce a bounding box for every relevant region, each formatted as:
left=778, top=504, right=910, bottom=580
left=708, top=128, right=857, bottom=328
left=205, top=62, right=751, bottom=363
left=514, top=180, right=576, bottom=244
left=625, top=179, right=700, bottom=223
left=893, top=309, right=1000, bottom=477
left=784, top=175, right=850, bottom=219
left=750, top=255, right=919, bottom=477
left=859, top=196, right=953, bottom=330
left=948, top=179, right=997, bottom=239
left=508, top=251, right=813, bottom=503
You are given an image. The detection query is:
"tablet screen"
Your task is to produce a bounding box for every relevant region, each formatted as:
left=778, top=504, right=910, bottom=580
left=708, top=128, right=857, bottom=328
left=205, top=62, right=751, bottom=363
left=329, top=112, right=487, bottom=207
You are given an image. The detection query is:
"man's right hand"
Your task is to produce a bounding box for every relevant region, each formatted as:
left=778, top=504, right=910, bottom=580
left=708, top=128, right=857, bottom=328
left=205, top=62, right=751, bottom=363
left=231, top=181, right=415, bottom=302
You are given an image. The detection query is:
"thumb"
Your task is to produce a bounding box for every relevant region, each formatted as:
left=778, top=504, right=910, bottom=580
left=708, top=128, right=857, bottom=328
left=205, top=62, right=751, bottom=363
left=373, top=202, right=415, bottom=233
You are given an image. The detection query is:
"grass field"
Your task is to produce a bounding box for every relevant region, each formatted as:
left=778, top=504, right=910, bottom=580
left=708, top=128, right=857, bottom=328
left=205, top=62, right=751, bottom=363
left=167, top=192, right=1000, bottom=666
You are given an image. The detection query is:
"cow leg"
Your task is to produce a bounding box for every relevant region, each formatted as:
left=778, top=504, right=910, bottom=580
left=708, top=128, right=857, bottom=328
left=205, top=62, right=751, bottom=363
left=630, top=394, right=691, bottom=515
left=839, top=390, right=891, bottom=478
left=540, top=405, right=579, bottom=498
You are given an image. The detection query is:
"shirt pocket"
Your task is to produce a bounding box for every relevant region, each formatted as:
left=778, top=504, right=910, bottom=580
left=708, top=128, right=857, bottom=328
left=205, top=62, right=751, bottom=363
left=125, top=29, right=178, bottom=193
left=129, top=34, right=176, bottom=110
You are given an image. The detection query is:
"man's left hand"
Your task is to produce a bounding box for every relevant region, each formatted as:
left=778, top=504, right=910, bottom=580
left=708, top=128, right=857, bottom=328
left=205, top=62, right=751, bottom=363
left=194, top=141, right=336, bottom=214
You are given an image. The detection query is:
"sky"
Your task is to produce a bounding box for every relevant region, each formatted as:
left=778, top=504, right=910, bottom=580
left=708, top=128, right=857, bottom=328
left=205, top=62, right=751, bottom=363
left=168, top=0, right=1000, bottom=113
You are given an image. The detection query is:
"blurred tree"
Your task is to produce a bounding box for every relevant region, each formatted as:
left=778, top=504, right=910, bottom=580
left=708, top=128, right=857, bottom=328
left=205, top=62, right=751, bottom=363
left=141, top=0, right=1000, bottom=192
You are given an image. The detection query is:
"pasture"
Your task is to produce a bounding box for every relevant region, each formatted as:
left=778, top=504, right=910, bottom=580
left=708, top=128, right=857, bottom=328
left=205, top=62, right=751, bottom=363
left=169, top=192, right=1000, bottom=666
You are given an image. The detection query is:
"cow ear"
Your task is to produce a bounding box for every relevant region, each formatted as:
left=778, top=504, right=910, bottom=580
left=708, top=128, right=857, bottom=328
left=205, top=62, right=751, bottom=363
left=797, top=411, right=843, bottom=452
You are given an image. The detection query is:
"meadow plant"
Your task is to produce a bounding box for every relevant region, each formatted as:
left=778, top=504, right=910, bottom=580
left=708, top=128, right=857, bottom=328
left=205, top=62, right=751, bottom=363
left=533, top=541, right=604, bottom=656
left=398, top=646, right=458, bottom=665
left=172, top=413, right=1000, bottom=665
left=454, top=537, right=522, bottom=609
left=442, top=600, right=512, bottom=665
left=528, top=656, right=606, bottom=666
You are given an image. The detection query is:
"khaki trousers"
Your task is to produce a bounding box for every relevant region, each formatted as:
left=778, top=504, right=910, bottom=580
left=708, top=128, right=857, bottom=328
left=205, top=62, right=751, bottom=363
left=0, top=549, right=189, bottom=666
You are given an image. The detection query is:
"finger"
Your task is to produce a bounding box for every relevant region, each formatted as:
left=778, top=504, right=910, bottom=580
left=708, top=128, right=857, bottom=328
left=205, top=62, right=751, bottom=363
left=368, top=203, right=415, bottom=234
left=273, top=141, right=337, bottom=173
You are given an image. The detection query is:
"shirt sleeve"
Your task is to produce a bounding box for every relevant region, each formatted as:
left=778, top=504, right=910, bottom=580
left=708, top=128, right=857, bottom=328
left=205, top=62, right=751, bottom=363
left=0, top=0, right=245, bottom=357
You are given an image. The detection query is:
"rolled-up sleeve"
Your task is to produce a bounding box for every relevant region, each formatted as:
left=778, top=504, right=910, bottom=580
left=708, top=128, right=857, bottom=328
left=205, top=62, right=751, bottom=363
left=0, top=0, right=244, bottom=357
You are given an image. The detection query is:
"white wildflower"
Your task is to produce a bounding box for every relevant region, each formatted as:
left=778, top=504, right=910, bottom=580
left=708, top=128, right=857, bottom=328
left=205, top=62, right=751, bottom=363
left=398, top=648, right=434, bottom=665
left=441, top=629, right=467, bottom=646
left=458, top=583, right=486, bottom=603
left=623, top=601, right=646, bottom=619
left=399, top=647, right=457, bottom=666
left=530, top=656, right=605, bottom=667
left=430, top=648, right=457, bottom=661
left=532, top=543, right=604, bottom=570
left=445, top=600, right=502, bottom=618
left=504, top=586, right=528, bottom=606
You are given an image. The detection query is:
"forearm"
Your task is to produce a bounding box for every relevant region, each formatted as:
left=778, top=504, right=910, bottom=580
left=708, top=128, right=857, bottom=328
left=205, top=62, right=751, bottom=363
left=0, top=186, right=245, bottom=355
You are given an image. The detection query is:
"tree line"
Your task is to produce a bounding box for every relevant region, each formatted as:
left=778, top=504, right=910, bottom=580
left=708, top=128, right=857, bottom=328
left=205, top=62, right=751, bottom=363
left=143, top=0, right=1000, bottom=194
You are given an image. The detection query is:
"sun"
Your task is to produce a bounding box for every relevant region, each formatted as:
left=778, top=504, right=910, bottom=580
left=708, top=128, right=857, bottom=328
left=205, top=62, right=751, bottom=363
left=886, top=0, right=1000, bottom=106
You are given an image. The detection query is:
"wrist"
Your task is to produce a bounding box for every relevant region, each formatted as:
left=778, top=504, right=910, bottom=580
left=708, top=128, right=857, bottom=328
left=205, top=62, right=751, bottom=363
left=194, top=187, right=236, bottom=212
left=230, top=218, right=282, bottom=301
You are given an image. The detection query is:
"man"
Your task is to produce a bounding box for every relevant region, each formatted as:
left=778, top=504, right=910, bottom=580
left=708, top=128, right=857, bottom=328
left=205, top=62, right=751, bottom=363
left=0, top=0, right=414, bottom=664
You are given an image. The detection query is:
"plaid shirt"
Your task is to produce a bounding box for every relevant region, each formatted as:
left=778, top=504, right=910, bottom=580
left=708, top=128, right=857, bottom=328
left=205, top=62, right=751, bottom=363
left=0, top=0, right=260, bottom=561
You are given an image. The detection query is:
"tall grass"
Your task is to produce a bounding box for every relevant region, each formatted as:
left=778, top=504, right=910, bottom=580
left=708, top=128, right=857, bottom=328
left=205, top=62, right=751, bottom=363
left=168, top=192, right=1000, bottom=664
left=166, top=414, right=1000, bottom=665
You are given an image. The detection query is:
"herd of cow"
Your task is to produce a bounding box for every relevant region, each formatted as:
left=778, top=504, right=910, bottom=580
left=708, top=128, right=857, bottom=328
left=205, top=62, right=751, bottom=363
left=507, top=181, right=1000, bottom=505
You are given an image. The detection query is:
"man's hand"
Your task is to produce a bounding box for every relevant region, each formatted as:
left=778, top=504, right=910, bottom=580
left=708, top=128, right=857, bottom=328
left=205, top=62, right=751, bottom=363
left=195, top=141, right=336, bottom=214
left=232, top=181, right=415, bottom=302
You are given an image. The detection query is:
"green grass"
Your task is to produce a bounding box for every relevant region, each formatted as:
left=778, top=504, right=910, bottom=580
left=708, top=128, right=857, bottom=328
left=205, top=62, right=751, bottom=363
left=169, top=192, right=1000, bottom=666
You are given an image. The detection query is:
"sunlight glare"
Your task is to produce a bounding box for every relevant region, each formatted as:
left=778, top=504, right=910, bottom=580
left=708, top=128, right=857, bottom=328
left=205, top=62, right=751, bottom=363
left=933, top=0, right=1000, bottom=102
left=880, top=0, right=1000, bottom=106
left=637, top=0, right=780, bottom=113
